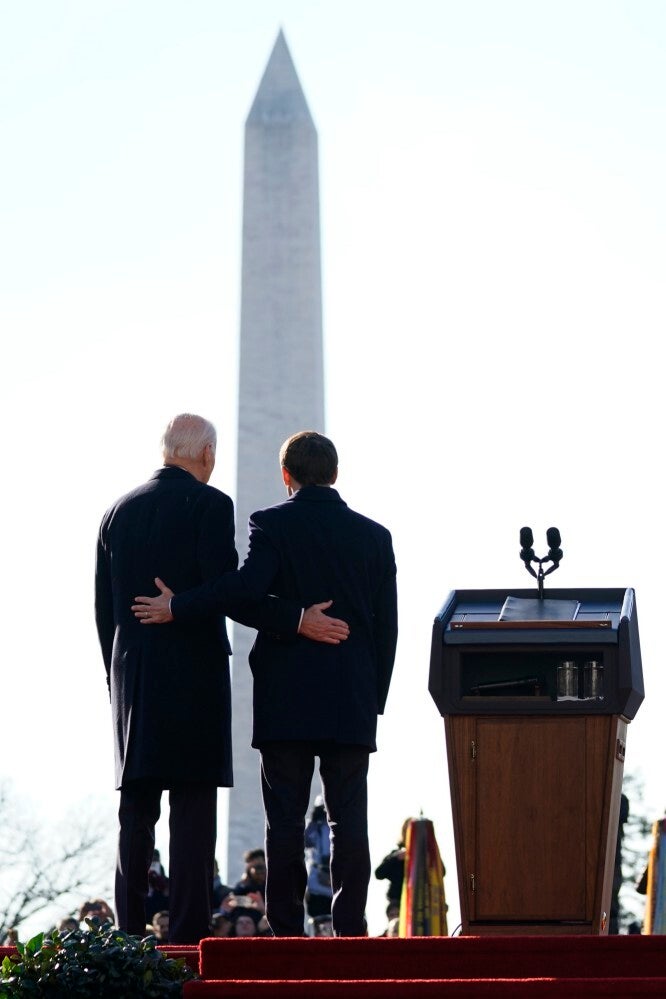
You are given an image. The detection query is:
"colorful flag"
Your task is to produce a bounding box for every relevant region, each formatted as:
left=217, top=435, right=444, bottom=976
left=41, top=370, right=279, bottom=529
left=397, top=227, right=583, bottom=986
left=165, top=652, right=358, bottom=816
left=644, top=818, right=666, bottom=934
left=398, top=816, right=448, bottom=936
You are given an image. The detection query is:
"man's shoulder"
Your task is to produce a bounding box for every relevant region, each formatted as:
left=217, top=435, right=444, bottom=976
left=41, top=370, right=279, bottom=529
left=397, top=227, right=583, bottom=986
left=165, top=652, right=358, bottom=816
left=249, top=495, right=295, bottom=526
left=251, top=488, right=392, bottom=544
left=345, top=504, right=391, bottom=536
left=100, top=470, right=233, bottom=526
left=337, top=500, right=393, bottom=548
left=99, top=476, right=155, bottom=524
left=193, top=480, right=234, bottom=510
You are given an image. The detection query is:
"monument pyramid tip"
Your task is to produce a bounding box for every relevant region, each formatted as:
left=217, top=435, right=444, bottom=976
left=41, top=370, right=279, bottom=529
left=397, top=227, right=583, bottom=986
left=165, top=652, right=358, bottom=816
left=247, top=29, right=314, bottom=127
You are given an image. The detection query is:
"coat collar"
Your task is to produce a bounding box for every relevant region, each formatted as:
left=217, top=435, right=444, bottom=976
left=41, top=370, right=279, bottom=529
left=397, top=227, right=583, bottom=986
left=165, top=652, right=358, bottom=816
left=289, top=485, right=346, bottom=506
left=150, top=465, right=199, bottom=483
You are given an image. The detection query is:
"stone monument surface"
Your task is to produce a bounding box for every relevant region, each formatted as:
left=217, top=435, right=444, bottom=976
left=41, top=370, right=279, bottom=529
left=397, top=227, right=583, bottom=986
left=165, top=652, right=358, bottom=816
left=228, top=30, right=325, bottom=879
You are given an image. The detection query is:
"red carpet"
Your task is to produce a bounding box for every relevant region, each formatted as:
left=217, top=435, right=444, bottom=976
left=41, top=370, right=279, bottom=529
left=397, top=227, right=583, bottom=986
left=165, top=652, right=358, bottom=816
left=5, top=936, right=666, bottom=996
left=182, top=935, right=666, bottom=997
left=184, top=980, right=666, bottom=998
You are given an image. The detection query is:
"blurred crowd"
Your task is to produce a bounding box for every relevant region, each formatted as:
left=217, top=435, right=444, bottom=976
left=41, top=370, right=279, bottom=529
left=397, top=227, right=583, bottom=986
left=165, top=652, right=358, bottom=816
left=3, top=795, right=651, bottom=945
left=1, top=791, right=653, bottom=945
left=1, top=799, right=405, bottom=944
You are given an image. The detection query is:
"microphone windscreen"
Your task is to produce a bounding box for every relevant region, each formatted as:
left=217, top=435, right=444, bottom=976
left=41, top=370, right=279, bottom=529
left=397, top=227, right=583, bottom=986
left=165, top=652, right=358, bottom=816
left=520, top=526, right=534, bottom=549
left=546, top=527, right=561, bottom=549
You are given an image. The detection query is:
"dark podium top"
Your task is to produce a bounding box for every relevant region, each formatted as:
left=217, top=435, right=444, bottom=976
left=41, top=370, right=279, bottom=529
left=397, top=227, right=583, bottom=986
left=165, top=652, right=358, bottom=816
left=429, top=587, right=644, bottom=720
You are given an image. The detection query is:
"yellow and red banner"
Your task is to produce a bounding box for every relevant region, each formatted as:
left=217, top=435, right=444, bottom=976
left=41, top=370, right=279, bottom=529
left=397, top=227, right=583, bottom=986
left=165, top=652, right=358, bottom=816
left=398, top=816, right=448, bottom=937
left=644, top=817, right=666, bottom=934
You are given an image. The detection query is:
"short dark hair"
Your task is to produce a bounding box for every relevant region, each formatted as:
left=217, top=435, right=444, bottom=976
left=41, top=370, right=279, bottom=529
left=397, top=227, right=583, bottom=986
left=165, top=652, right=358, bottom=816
left=279, top=431, right=338, bottom=486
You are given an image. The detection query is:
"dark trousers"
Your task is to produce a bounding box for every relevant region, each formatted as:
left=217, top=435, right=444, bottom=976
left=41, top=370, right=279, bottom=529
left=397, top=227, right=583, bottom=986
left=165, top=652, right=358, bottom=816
left=306, top=890, right=332, bottom=918
left=259, top=741, right=370, bottom=937
left=115, top=782, right=217, bottom=944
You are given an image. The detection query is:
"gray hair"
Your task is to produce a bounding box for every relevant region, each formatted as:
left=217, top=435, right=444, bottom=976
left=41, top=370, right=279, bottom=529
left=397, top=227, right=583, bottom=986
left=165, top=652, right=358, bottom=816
left=161, top=414, right=217, bottom=461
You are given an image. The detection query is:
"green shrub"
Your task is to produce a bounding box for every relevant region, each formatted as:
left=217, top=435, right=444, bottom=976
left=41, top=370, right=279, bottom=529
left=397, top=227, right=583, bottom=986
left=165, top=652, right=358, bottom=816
left=0, top=920, right=196, bottom=997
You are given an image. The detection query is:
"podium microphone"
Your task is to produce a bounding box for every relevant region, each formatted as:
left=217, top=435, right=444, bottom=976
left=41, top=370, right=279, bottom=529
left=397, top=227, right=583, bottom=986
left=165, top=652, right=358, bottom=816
left=518, top=524, right=564, bottom=593
left=519, top=526, right=537, bottom=578
left=546, top=526, right=563, bottom=567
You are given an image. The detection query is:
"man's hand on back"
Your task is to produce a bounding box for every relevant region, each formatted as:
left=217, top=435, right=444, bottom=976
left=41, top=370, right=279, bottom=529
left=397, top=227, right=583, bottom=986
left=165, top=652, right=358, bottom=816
left=131, top=583, right=349, bottom=643
left=132, top=578, right=174, bottom=623
left=299, top=601, right=350, bottom=644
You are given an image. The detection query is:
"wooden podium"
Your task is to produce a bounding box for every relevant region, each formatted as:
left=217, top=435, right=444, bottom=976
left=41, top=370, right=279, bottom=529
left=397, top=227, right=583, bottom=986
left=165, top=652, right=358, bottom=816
left=429, top=587, right=644, bottom=935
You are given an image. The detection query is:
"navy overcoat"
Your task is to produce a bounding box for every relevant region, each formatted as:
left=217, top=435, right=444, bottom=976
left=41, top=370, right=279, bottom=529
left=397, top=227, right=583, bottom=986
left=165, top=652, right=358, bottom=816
left=171, top=486, right=398, bottom=751
left=95, top=466, right=300, bottom=788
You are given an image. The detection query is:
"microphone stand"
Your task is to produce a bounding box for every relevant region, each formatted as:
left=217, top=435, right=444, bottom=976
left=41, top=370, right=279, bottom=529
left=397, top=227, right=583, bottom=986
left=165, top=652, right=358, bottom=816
left=520, top=530, right=562, bottom=600
left=509, top=527, right=574, bottom=623
left=537, top=563, right=545, bottom=600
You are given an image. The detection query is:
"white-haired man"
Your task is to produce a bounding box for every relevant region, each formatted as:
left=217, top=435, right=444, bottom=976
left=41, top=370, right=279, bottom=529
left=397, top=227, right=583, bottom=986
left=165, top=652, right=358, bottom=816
left=95, top=414, right=348, bottom=943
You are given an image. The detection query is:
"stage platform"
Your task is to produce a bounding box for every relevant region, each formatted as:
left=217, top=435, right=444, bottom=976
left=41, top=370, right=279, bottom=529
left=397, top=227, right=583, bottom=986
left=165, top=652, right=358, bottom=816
left=188, top=935, right=666, bottom=997
left=4, top=934, right=666, bottom=996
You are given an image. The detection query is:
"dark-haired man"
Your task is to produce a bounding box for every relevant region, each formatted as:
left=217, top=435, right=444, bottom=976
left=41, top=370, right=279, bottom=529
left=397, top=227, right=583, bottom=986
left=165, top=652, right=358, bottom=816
left=133, top=430, right=398, bottom=937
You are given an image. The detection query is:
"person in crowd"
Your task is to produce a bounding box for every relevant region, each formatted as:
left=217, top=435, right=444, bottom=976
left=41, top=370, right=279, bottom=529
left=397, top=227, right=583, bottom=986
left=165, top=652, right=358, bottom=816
left=609, top=792, right=630, bottom=934
left=210, top=911, right=233, bottom=937
left=145, top=853, right=169, bottom=923
left=234, top=847, right=267, bottom=903
left=374, top=819, right=411, bottom=908
left=151, top=849, right=166, bottom=878
left=150, top=910, right=169, bottom=941
left=96, top=415, right=348, bottom=943
left=211, top=858, right=233, bottom=911
left=57, top=916, right=79, bottom=934
left=304, top=795, right=332, bottom=918
left=308, top=913, right=334, bottom=937
left=132, top=430, right=398, bottom=938
left=79, top=899, right=115, bottom=925
left=227, top=905, right=264, bottom=938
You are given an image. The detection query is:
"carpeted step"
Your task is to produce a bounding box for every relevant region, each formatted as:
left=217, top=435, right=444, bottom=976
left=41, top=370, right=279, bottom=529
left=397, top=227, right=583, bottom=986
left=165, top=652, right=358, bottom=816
left=158, top=944, right=200, bottom=973
left=184, top=977, right=666, bottom=998
left=198, top=935, right=666, bottom=982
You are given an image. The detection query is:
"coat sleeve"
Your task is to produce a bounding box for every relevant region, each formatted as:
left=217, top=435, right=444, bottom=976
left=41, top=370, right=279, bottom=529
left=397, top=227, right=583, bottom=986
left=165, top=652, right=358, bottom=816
left=94, top=528, right=114, bottom=696
left=373, top=531, right=398, bottom=715
left=172, top=512, right=302, bottom=635
left=194, top=496, right=302, bottom=637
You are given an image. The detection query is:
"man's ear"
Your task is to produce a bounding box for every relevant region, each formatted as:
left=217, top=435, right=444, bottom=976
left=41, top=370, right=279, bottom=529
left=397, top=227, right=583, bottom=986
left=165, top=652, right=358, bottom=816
left=203, top=443, right=216, bottom=473
left=330, top=468, right=338, bottom=484
left=281, top=466, right=291, bottom=488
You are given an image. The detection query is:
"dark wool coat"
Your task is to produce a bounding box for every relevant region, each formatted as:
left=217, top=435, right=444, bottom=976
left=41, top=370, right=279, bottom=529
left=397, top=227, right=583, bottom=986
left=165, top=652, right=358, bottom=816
left=171, top=486, right=398, bottom=751
left=95, top=466, right=300, bottom=789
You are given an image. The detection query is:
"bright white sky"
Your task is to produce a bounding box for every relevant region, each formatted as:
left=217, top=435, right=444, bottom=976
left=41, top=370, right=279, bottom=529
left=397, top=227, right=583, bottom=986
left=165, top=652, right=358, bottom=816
left=2, top=0, right=665, bottom=939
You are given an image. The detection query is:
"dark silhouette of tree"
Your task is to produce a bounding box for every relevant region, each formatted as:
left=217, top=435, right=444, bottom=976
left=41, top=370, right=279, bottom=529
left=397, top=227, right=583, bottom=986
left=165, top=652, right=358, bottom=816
left=0, top=781, right=114, bottom=943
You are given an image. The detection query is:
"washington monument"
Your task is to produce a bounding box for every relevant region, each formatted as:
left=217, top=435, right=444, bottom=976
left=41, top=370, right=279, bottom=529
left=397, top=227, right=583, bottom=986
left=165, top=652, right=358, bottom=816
left=228, top=31, right=324, bottom=875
